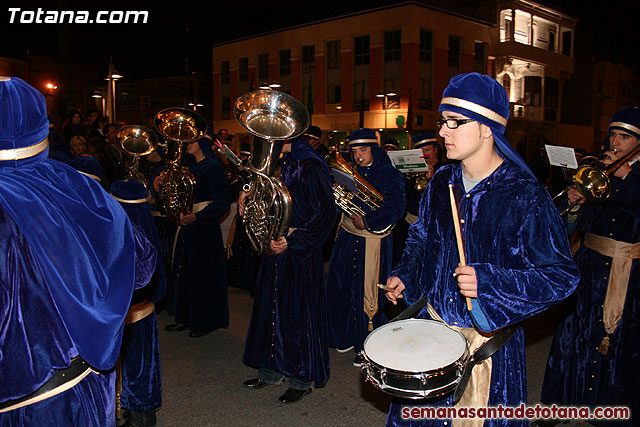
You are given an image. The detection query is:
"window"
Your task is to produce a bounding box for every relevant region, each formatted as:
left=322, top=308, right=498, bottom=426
left=302, top=45, right=315, bottom=73
left=353, top=80, right=369, bottom=111
left=384, top=30, right=401, bottom=62
left=221, top=96, right=230, bottom=120
left=327, top=84, right=341, bottom=104
left=448, top=36, right=461, bottom=68
left=327, top=40, right=341, bottom=69
left=562, top=31, right=572, bottom=56
left=524, top=76, right=542, bottom=106
left=279, top=49, right=291, bottom=77
left=258, top=53, right=269, bottom=80
left=545, top=77, right=559, bottom=122
left=500, top=9, right=512, bottom=42
left=239, top=57, right=248, bottom=82
left=502, top=74, right=512, bottom=101
left=420, top=29, right=433, bottom=62
left=354, top=35, right=370, bottom=66
left=221, top=61, right=230, bottom=85
left=474, top=42, right=486, bottom=74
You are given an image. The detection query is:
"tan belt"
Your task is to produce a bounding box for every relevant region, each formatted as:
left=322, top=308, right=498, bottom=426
left=125, top=300, right=155, bottom=324
left=171, top=201, right=213, bottom=269
left=405, top=212, right=419, bottom=225
left=583, top=233, right=640, bottom=337
left=340, top=214, right=392, bottom=331
left=427, top=302, right=493, bottom=427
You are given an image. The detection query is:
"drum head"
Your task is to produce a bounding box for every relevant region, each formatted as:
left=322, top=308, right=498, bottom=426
left=363, top=319, right=466, bottom=372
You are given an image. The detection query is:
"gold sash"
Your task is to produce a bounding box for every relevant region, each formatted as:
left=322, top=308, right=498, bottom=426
left=340, top=214, right=392, bottom=331
left=583, top=233, right=640, bottom=335
left=427, top=302, right=493, bottom=427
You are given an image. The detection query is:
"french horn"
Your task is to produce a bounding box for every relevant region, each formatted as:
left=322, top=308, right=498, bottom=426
left=154, top=108, right=207, bottom=224
left=234, top=89, right=309, bottom=254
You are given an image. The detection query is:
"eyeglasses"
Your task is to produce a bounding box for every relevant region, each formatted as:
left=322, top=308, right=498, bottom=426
left=436, top=118, right=475, bottom=129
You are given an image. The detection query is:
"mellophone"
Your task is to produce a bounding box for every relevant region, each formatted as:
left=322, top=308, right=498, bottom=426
left=360, top=297, right=517, bottom=400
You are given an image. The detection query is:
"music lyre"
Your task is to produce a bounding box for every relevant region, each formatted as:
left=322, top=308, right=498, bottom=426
left=449, top=184, right=473, bottom=311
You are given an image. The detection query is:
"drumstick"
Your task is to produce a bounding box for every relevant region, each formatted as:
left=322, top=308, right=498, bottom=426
left=449, top=184, right=473, bottom=311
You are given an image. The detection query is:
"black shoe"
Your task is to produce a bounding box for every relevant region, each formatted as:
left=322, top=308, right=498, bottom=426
left=278, top=387, right=312, bottom=403
left=165, top=323, right=188, bottom=332
left=189, top=328, right=214, bottom=338
left=353, top=353, right=364, bottom=367
left=243, top=378, right=283, bottom=389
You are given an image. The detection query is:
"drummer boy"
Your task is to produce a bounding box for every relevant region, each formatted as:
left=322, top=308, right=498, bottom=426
left=383, top=72, right=579, bottom=426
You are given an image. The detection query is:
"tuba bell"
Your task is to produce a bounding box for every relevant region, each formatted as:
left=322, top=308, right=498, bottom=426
left=234, top=89, right=309, bottom=254
left=115, top=125, right=158, bottom=189
left=154, top=107, right=207, bottom=224
left=325, top=145, right=393, bottom=235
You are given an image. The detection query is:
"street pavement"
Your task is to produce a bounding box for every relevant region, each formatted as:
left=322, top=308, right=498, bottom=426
left=153, top=286, right=593, bottom=427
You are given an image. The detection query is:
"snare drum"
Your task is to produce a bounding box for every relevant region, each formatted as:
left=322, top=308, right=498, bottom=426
left=361, top=319, right=468, bottom=399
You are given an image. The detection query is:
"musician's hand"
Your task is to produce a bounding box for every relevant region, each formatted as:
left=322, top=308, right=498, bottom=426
left=384, top=276, right=405, bottom=305
left=179, top=212, right=196, bottom=226
left=567, top=186, right=586, bottom=205
left=350, top=214, right=366, bottom=230
left=153, top=172, right=166, bottom=193
left=237, top=191, right=248, bottom=217
left=455, top=265, right=478, bottom=299
left=270, top=236, right=288, bottom=254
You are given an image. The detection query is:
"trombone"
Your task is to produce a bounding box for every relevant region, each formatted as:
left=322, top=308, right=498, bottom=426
left=552, top=145, right=640, bottom=215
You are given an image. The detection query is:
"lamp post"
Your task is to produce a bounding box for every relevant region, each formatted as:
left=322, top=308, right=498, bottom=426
left=105, top=57, right=123, bottom=123
left=376, top=90, right=397, bottom=137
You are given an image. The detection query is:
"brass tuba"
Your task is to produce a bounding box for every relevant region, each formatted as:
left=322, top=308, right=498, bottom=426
left=154, top=108, right=207, bottom=223
left=115, top=125, right=158, bottom=189
left=234, top=89, right=309, bottom=254
left=325, top=146, right=393, bottom=235
left=552, top=144, right=640, bottom=215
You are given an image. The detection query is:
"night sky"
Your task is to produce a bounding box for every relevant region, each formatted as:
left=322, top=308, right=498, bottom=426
left=3, top=1, right=640, bottom=82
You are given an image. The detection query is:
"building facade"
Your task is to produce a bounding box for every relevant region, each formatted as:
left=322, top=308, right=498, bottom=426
left=211, top=0, right=583, bottom=158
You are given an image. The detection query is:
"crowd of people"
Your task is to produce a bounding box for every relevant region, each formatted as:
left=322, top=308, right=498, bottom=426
left=1, top=72, right=638, bottom=427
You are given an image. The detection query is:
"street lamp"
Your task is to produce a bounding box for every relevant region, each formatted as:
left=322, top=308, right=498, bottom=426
left=376, top=90, right=397, bottom=135
left=188, top=102, right=204, bottom=111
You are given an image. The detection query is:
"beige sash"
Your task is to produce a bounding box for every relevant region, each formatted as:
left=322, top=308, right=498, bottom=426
left=583, top=233, right=640, bottom=335
left=340, top=214, right=392, bottom=331
left=171, top=201, right=213, bottom=269
left=427, top=302, right=493, bottom=427
left=405, top=212, right=419, bottom=225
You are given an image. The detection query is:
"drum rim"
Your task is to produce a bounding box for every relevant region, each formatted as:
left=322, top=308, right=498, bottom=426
left=362, top=318, right=468, bottom=373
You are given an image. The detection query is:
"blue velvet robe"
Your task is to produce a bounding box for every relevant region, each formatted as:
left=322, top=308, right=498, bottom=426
left=393, top=162, right=442, bottom=268
left=113, top=184, right=165, bottom=412
left=326, top=145, right=406, bottom=352
left=541, top=162, right=640, bottom=426
left=386, top=158, right=579, bottom=427
left=0, top=157, right=156, bottom=426
left=171, top=156, right=231, bottom=330
left=242, top=139, right=335, bottom=386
